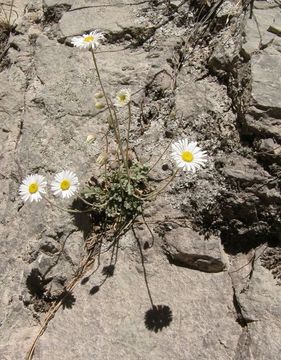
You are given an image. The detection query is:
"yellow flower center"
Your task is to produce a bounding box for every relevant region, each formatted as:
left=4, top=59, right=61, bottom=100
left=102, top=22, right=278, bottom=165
left=84, top=35, right=94, bottom=43
left=181, top=151, right=194, bottom=162
left=119, top=94, right=127, bottom=102
left=60, top=179, right=71, bottom=191
left=29, top=183, right=39, bottom=194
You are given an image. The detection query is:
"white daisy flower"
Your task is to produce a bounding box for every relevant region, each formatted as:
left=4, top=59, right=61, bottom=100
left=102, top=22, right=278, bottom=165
left=71, top=30, right=105, bottom=50
left=19, top=174, right=47, bottom=203
left=51, top=170, right=79, bottom=199
left=171, top=139, right=207, bottom=173
left=114, top=89, right=131, bottom=107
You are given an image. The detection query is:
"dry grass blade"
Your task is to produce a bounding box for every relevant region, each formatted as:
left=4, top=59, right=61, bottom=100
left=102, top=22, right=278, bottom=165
left=0, top=0, right=17, bottom=29
left=0, top=1, right=16, bottom=69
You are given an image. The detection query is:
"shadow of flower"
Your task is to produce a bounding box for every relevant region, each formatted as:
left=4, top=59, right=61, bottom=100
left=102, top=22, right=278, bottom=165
left=144, top=304, right=173, bottom=333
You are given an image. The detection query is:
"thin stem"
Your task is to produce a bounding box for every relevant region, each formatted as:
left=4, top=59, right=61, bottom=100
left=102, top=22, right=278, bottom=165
left=42, top=195, right=92, bottom=214
left=91, top=49, right=113, bottom=120
left=104, top=132, right=109, bottom=181
left=141, top=169, right=179, bottom=200
left=0, top=4, right=9, bottom=23
left=126, top=101, right=132, bottom=165
left=148, top=137, right=174, bottom=174
left=91, top=49, right=124, bottom=163
left=108, top=97, right=125, bottom=162
left=76, top=194, right=95, bottom=207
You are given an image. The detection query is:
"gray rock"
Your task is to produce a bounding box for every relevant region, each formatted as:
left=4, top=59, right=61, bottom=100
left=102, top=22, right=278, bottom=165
left=58, top=0, right=142, bottom=37
left=244, top=49, right=281, bottom=139
left=43, top=0, right=74, bottom=7
left=222, top=156, right=271, bottom=185
left=163, top=227, right=227, bottom=272
left=238, top=261, right=281, bottom=359
left=1, top=0, right=281, bottom=359
left=268, top=13, right=281, bottom=37
left=216, top=0, right=240, bottom=19
left=242, top=6, right=281, bottom=58
left=32, top=244, right=240, bottom=360
left=251, top=50, right=281, bottom=110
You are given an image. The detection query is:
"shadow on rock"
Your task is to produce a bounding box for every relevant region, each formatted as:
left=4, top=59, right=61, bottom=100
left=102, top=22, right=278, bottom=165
left=89, top=285, right=100, bottom=295
left=71, top=198, right=93, bottom=240
left=26, top=268, right=51, bottom=298
left=144, top=304, right=173, bottom=333
left=102, top=264, right=115, bottom=277
left=60, top=291, right=76, bottom=309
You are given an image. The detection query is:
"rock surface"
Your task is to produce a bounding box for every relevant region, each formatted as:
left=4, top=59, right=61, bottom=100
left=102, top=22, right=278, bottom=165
left=1, top=1, right=281, bottom=360
left=162, top=227, right=226, bottom=272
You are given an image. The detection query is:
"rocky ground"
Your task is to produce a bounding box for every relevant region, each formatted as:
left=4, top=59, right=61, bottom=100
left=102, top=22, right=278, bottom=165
left=0, top=0, right=281, bottom=359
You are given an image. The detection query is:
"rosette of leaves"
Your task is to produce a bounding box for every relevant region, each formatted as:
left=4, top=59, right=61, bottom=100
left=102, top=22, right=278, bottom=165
left=83, top=163, right=151, bottom=226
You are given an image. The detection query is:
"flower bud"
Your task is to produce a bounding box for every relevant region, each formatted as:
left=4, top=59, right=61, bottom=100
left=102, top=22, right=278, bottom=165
left=86, top=134, right=96, bottom=143
left=94, top=91, right=104, bottom=99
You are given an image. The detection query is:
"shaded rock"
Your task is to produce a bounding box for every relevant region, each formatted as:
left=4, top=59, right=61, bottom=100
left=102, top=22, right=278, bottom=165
left=219, top=156, right=281, bottom=252
left=163, top=227, right=227, bottom=272
left=255, top=138, right=281, bottom=165
left=222, top=155, right=271, bottom=186
left=261, top=244, right=281, bottom=284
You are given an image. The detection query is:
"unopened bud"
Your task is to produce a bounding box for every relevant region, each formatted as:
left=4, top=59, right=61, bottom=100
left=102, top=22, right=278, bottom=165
left=95, top=102, right=105, bottom=110
left=86, top=134, right=96, bottom=143
left=96, top=152, right=108, bottom=166
left=94, top=91, right=104, bottom=99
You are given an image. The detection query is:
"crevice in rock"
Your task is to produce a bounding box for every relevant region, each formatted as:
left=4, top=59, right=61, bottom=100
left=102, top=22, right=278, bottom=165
left=69, top=0, right=152, bottom=11
left=232, top=286, right=248, bottom=327
left=230, top=279, right=253, bottom=359
left=43, top=4, right=72, bottom=25
left=106, top=26, right=156, bottom=48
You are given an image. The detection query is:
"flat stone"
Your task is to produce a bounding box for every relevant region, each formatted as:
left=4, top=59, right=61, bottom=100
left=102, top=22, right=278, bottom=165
left=59, top=0, right=140, bottom=37
left=163, top=227, right=227, bottom=273
left=268, top=13, right=281, bottom=37
left=244, top=49, right=281, bottom=139
left=238, top=261, right=281, bottom=359
left=222, top=156, right=271, bottom=185
left=242, top=7, right=281, bottom=57
left=216, top=0, right=240, bottom=19
left=254, top=0, right=278, bottom=10
left=245, top=114, right=281, bottom=140
left=32, top=245, right=240, bottom=360
left=242, top=18, right=260, bottom=58
left=43, top=0, right=74, bottom=7
left=251, top=51, right=281, bottom=110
